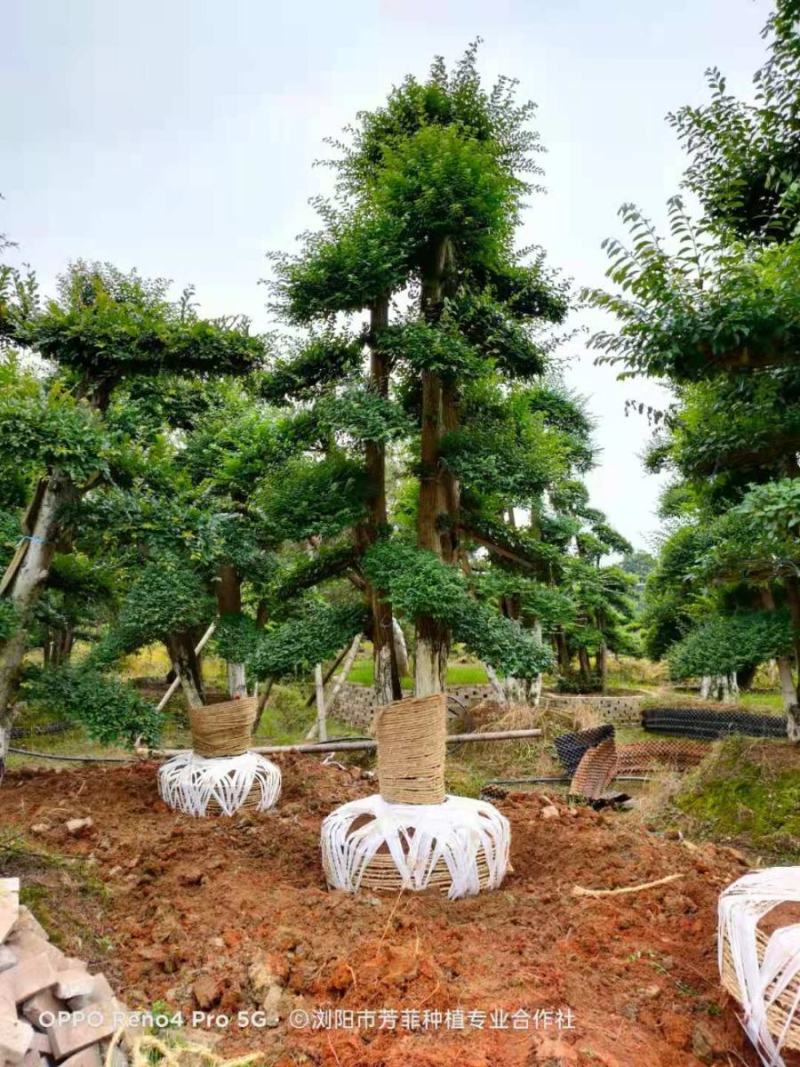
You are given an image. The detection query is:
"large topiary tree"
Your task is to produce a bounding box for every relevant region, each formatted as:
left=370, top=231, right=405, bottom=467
left=0, top=259, right=264, bottom=766
left=270, top=46, right=566, bottom=698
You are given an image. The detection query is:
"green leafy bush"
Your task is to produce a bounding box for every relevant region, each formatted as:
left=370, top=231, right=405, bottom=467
left=669, top=611, right=792, bottom=679
left=24, top=665, right=160, bottom=746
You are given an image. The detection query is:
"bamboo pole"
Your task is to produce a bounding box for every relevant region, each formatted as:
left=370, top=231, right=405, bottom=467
left=305, top=634, right=363, bottom=741
left=10, top=727, right=544, bottom=764
left=314, top=663, right=328, bottom=742
left=157, top=726, right=542, bottom=757
left=156, top=622, right=216, bottom=712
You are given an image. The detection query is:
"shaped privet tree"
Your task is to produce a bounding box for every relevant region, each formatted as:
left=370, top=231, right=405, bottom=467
left=271, top=45, right=566, bottom=698
left=0, top=261, right=263, bottom=766
left=588, top=4, right=800, bottom=734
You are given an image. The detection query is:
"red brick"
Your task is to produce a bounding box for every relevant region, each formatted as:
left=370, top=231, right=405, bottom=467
left=32, top=1031, right=52, bottom=1055
left=66, top=974, right=114, bottom=1011
left=7, top=929, right=63, bottom=968
left=10, top=908, right=47, bottom=942
left=0, top=944, right=17, bottom=973
left=0, top=881, right=19, bottom=945
left=55, top=971, right=94, bottom=1001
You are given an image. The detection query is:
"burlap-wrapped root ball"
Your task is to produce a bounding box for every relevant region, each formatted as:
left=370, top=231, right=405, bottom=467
left=158, top=696, right=280, bottom=817
left=158, top=750, right=281, bottom=817
left=321, top=793, right=510, bottom=899
left=321, top=692, right=510, bottom=899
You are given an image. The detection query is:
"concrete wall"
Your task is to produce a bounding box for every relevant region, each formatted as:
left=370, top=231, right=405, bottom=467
left=328, top=683, right=645, bottom=731
left=541, top=692, right=645, bottom=726
left=328, top=683, right=495, bottom=732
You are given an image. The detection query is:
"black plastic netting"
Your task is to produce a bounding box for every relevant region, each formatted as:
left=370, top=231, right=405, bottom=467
left=9, top=721, right=72, bottom=739
left=554, top=723, right=615, bottom=774
left=641, top=706, right=787, bottom=740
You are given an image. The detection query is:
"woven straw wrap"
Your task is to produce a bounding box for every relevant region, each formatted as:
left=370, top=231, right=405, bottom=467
left=375, top=693, right=446, bottom=805
left=357, top=850, right=493, bottom=893
left=188, top=697, right=257, bottom=758
left=720, top=921, right=800, bottom=1053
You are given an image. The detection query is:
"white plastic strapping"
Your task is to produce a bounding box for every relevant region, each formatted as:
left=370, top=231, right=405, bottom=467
left=158, top=750, right=281, bottom=817
left=321, top=793, right=510, bottom=900
left=718, top=867, right=800, bottom=1066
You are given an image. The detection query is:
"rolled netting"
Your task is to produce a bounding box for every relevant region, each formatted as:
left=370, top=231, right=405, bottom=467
left=554, top=724, right=615, bottom=775
left=615, top=739, right=708, bottom=774
left=158, top=750, right=281, bottom=817
left=569, top=737, right=618, bottom=800
left=643, top=706, right=786, bottom=741
left=718, top=868, right=800, bottom=1066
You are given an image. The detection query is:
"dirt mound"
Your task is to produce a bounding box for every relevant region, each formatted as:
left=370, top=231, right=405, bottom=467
left=0, top=756, right=774, bottom=1066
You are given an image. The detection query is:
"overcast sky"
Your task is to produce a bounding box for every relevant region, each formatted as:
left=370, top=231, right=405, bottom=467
left=2, top=0, right=773, bottom=549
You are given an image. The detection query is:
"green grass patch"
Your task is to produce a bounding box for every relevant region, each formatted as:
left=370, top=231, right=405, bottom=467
left=673, top=737, right=800, bottom=860
left=347, top=658, right=487, bottom=687
left=738, top=691, right=785, bottom=713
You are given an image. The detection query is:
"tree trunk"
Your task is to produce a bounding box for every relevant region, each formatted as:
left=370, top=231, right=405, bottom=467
left=0, top=722, right=7, bottom=783
left=314, top=663, right=327, bottom=743
left=777, top=658, right=796, bottom=710
left=0, top=474, right=74, bottom=770
left=364, top=295, right=402, bottom=707
left=165, top=632, right=205, bottom=708
left=415, top=238, right=455, bottom=698
left=484, top=663, right=508, bottom=705
left=554, top=631, right=571, bottom=675
left=216, top=563, right=247, bottom=698
left=415, top=617, right=449, bottom=696
left=783, top=575, right=800, bottom=741
left=392, top=618, right=409, bottom=680
left=595, top=642, right=607, bottom=693
left=760, top=586, right=795, bottom=711
left=577, top=647, right=592, bottom=688
left=531, top=618, right=543, bottom=708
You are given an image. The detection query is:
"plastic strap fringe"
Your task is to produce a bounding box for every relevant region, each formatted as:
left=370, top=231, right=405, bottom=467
left=321, top=793, right=510, bottom=900
left=718, top=867, right=800, bottom=1066
left=158, top=750, right=281, bottom=817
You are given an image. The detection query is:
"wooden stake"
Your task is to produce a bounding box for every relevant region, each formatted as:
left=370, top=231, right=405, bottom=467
left=156, top=622, right=216, bottom=712
left=314, top=663, right=327, bottom=742
left=305, top=634, right=363, bottom=740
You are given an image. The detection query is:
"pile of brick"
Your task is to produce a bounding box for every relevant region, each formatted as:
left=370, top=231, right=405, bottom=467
left=0, top=878, right=129, bottom=1067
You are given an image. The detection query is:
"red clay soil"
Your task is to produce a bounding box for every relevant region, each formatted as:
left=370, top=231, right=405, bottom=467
left=0, top=756, right=778, bottom=1067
